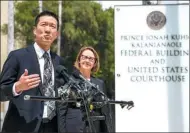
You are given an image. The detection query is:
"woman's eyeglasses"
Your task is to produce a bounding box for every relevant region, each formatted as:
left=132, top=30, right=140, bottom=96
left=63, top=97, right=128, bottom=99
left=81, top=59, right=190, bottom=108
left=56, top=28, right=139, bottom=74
left=80, top=55, right=96, bottom=63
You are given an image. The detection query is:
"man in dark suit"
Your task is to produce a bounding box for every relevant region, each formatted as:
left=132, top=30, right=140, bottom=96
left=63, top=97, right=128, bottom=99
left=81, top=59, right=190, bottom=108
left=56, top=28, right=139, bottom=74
left=0, top=10, right=67, bottom=133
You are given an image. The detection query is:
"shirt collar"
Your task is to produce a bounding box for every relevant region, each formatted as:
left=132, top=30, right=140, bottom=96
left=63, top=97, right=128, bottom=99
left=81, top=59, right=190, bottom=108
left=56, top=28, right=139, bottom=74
left=34, top=42, right=50, bottom=59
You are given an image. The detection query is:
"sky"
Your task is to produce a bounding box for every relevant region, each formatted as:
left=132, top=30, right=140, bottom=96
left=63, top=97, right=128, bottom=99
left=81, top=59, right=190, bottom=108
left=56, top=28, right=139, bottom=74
left=96, top=1, right=142, bottom=9
left=96, top=1, right=190, bottom=9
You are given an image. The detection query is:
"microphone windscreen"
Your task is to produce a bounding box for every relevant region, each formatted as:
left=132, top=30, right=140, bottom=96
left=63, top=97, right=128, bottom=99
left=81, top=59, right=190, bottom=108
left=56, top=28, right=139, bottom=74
left=56, top=65, right=67, bottom=74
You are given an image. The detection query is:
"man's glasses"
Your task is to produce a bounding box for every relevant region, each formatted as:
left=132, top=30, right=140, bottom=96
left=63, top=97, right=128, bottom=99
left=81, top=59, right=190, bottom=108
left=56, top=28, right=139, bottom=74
left=80, top=55, right=96, bottom=63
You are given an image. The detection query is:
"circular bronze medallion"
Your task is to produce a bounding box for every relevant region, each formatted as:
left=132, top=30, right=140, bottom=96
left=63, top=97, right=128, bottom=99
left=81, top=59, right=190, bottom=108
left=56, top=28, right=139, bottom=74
left=147, top=11, right=167, bottom=30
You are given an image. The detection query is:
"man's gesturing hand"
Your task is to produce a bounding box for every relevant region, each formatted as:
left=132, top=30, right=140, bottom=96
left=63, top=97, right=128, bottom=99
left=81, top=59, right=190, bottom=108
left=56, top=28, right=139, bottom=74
left=15, top=69, right=41, bottom=93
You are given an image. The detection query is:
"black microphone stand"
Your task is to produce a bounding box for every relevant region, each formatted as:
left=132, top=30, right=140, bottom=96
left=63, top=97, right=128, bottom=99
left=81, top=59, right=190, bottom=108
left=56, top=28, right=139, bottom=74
left=79, top=90, right=94, bottom=133
left=24, top=88, right=134, bottom=133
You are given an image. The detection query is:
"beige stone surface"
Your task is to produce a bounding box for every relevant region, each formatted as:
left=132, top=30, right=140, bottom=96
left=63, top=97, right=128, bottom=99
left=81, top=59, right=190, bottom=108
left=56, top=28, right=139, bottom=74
left=1, top=1, right=8, bottom=130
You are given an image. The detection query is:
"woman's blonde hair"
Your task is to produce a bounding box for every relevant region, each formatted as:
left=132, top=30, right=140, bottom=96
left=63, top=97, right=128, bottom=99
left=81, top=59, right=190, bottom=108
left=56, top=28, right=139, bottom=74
left=74, top=46, right=100, bottom=73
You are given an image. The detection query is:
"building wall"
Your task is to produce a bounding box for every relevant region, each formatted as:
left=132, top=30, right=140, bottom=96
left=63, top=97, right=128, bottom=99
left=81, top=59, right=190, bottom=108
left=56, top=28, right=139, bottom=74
left=1, top=2, right=8, bottom=69
left=1, top=1, right=8, bottom=130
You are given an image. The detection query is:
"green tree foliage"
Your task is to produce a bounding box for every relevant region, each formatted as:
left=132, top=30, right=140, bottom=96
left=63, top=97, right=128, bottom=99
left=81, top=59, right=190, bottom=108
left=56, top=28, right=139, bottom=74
left=1, top=1, right=114, bottom=98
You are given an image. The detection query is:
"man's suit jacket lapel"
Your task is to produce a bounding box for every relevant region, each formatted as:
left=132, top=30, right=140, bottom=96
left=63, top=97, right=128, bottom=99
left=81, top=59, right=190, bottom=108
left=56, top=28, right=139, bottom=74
left=50, top=51, right=60, bottom=92
left=26, top=45, right=44, bottom=95
left=50, top=51, right=59, bottom=70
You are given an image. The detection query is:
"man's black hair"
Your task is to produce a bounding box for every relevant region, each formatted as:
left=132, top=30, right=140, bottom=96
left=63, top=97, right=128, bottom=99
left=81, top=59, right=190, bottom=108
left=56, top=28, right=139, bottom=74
left=34, top=10, right=59, bottom=30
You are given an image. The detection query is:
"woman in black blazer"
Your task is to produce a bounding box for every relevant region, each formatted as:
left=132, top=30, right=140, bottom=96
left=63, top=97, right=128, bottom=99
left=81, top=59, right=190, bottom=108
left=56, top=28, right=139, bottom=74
left=65, top=46, right=113, bottom=132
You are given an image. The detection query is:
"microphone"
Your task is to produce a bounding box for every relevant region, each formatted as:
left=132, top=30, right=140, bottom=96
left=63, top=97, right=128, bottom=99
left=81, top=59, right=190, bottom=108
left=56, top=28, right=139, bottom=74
left=72, top=69, right=107, bottom=97
left=56, top=65, right=69, bottom=79
left=72, top=69, right=95, bottom=87
left=56, top=65, right=83, bottom=95
left=56, top=65, right=78, bottom=84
